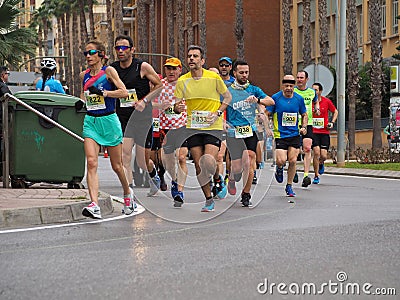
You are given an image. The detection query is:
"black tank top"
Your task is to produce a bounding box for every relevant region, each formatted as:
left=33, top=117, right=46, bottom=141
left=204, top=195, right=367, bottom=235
left=111, top=58, right=152, bottom=122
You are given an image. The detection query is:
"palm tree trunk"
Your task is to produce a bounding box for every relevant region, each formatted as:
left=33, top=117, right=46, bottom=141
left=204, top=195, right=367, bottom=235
left=166, top=0, right=175, bottom=55
left=114, top=0, right=124, bottom=38
left=137, top=0, right=149, bottom=54
left=149, top=0, right=158, bottom=69
left=185, top=0, right=193, bottom=46
left=57, top=17, right=65, bottom=81
left=72, top=10, right=81, bottom=96
left=347, top=0, right=359, bottom=155
left=369, top=0, right=383, bottom=149
left=106, top=0, right=114, bottom=62
left=87, top=0, right=95, bottom=39
left=282, top=0, right=292, bottom=74
left=177, top=0, right=185, bottom=61
left=198, top=0, right=207, bottom=52
left=302, top=0, right=312, bottom=67
left=318, top=0, right=329, bottom=67
left=235, top=0, right=244, bottom=60
left=42, top=17, right=49, bottom=56
left=64, top=12, right=73, bottom=96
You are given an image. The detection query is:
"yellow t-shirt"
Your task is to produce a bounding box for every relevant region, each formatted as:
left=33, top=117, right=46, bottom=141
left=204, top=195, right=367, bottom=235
left=174, top=69, right=227, bottom=130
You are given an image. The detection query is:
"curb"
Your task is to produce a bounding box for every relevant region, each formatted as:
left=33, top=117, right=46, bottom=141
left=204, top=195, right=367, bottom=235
left=0, top=196, right=114, bottom=229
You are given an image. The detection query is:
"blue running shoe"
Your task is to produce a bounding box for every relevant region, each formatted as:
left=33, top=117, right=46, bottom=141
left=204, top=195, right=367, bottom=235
left=173, top=191, right=184, bottom=208
left=171, top=180, right=178, bottom=198
left=319, top=163, right=325, bottom=175
left=313, top=176, right=320, bottom=184
left=147, top=173, right=161, bottom=196
left=293, top=171, right=299, bottom=183
left=212, top=175, right=227, bottom=199
left=275, top=166, right=284, bottom=183
left=285, top=184, right=296, bottom=197
left=201, top=200, right=215, bottom=212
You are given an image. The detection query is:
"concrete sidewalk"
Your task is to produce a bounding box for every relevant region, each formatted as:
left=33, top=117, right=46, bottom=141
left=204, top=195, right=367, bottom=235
left=0, top=167, right=399, bottom=229
left=0, top=183, right=112, bottom=228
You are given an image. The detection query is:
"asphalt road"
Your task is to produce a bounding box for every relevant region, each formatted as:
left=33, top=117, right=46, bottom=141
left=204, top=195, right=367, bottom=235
left=0, top=158, right=399, bottom=300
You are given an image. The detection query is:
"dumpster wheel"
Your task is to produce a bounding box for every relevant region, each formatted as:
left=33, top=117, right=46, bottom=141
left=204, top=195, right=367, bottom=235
left=67, top=182, right=85, bottom=189
left=11, top=178, right=29, bottom=189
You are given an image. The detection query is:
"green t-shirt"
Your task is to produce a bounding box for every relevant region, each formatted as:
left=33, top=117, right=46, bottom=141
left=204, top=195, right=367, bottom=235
left=294, top=87, right=317, bottom=126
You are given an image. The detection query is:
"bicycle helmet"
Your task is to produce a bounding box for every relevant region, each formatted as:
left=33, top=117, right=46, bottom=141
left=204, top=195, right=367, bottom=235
left=40, top=58, right=57, bottom=70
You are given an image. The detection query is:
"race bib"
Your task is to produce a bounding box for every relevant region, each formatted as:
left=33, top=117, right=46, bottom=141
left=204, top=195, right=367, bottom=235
left=120, top=89, right=138, bottom=107
left=85, top=91, right=106, bottom=111
left=235, top=125, right=253, bottom=138
left=152, top=117, right=160, bottom=132
left=313, top=118, right=325, bottom=129
left=164, top=105, right=180, bottom=118
left=282, top=112, right=297, bottom=126
left=190, top=110, right=210, bottom=129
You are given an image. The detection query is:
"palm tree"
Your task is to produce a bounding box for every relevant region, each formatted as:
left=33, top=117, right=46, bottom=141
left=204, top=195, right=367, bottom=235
left=198, top=0, right=207, bottom=52
left=369, top=0, right=383, bottom=148
left=177, top=0, right=184, bottom=61
left=318, top=0, right=329, bottom=67
left=137, top=0, right=149, bottom=54
left=87, top=0, right=95, bottom=39
left=166, top=0, right=175, bottom=55
left=347, top=0, right=359, bottom=155
left=185, top=0, right=194, bottom=46
left=114, top=0, right=124, bottom=37
left=302, top=0, right=312, bottom=67
left=0, top=0, right=37, bottom=68
left=106, top=0, right=114, bottom=62
left=235, top=0, right=244, bottom=60
left=149, top=0, right=158, bottom=69
left=282, top=0, right=293, bottom=74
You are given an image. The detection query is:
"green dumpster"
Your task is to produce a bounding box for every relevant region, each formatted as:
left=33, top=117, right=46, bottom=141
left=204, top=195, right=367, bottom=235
left=8, top=91, right=86, bottom=188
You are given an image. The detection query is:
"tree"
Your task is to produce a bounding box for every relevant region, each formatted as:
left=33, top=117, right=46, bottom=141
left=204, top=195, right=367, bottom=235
left=185, top=0, right=194, bottom=46
left=0, top=0, right=37, bottom=68
left=318, top=0, right=329, bottom=67
left=106, top=0, right=114, bottom=62
left=137, top=0, right=149, bottom=54
left=114, top=0, right=124, bottom=37
left=198, top=0, right=207, bottom=53
left=282, top=0, right=293, bottom=74
left=302, top=0, right=312, bottom=67
left=369, top=0, right=383, bottom=149
left=166, top=0, right=175, bottom=55
left=235, top=0, right=244, bottom=60
left=346, top=0, right=359, bottom=155
left=177, top=0, right=184, bottom=61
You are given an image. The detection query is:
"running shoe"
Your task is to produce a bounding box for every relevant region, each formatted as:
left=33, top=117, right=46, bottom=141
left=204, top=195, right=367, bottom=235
left=313, top=176, right=320, bottom=184
left=123, top=188, right=137, bottom=215
left=228, top=178, right=236, bottom=195
left=241, top=192, right=252, bottom=207
left=173, top=191, right=184, bottom=208
left=302, top=176, right=311, bottom=187
left=82, top=202, right=102, bottom=219
left=171, top=180, right=178, bottom=198
left=252, top=171, right=258, bottom=184
left=160, top=175, right=167, bottom=191
left=319, top=163, right=325, bottom=175
left=201, top=200, right=215, bottom=212
left=212, top=175, right=227, bottom=199
left=293, top=171, right=299, bottom=183
left=147, top=173, right=161, bottom=196
left=285, top=184, right=296, bottom=197
left=224, top=174, right=229, bottom=185
left=275, top=166, right=284, bottom=183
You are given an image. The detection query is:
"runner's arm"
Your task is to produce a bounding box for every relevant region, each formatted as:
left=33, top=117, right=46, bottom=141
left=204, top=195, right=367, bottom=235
left=105, top=66, right=128, bottom=98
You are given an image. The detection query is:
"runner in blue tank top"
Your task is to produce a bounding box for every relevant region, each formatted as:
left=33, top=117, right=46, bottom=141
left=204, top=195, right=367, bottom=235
left=79, top=40, right=134, bottom=219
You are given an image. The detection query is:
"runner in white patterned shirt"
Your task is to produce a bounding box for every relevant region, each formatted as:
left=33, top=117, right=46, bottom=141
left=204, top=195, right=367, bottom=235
left=156, top=58, right=189, bottom=207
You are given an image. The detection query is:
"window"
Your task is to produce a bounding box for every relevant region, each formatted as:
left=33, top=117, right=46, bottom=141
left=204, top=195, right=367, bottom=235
left=393, top=0, right=399, bottom=34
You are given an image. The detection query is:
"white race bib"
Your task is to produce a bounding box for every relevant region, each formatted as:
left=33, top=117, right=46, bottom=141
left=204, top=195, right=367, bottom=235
left=152, top=117, right=160, bottom=132
left=120, top=89, right=138, bottom=107
left=282, top=112, right=297, bottom=126
left=190, top=111, right=210, bottom=129
left=235, top=125, right=253, bottom=138
left=85, top=91, right=106, bottom=111
left=313, top=118, right=324, bottom=129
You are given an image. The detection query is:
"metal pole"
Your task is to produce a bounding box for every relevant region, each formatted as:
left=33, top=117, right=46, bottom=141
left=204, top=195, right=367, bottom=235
left=4, top=93, right=84, bottom=143
left=337, top=0, right=347, bottom=167
left=2, top=97, right=10, bottom=188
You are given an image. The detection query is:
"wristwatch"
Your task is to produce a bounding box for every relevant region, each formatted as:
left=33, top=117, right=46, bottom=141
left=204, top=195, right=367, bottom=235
left=217, top=110, right=223, bottom=117
left=257, top=98, right=261, bottom=104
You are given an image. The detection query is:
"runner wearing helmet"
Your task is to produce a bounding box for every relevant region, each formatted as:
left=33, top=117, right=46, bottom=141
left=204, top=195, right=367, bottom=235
left=36, top=58, right=65, bottom=94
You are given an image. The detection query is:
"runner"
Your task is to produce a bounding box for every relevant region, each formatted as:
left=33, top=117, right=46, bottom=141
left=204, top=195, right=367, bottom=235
left=267, top=75, right=308, bottom=198
left=311, top=82, right=338, bottom=184
left=174, top=45, right=232, bottom=212
left=110, top=35, right=163, bottom=199
left=156, top=58, right=189, bottom=207
left=294, top=70, right=319, bottom=187
left=79, top=40, right=133, bottom=218
left=225, top=60, right=274, bottom=206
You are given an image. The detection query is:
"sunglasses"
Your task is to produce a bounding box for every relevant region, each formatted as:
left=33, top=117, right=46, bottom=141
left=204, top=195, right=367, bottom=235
left=114, top=45, right=131, bottom=51
left=219, top=63, right=230, bottom=67
left=83, top=49, right=100, bottom=56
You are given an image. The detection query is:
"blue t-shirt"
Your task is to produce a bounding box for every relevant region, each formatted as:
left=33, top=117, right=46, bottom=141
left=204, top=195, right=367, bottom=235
left=267, top=91, right=307, bottom=139
left=223, top=76, right=235, bottom=86
left=226, top=84, right=267, bottom=137
left=36, top=77, right=65, bottom=94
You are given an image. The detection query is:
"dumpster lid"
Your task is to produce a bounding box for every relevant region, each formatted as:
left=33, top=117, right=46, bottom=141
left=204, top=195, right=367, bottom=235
left=13, top=91, right=82, bottom=107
